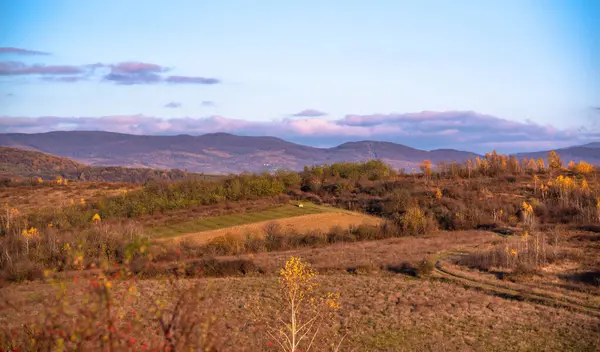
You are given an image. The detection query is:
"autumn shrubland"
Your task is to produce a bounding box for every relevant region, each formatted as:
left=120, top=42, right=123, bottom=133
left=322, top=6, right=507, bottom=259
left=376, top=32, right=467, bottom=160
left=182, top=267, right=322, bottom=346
left=1, top=151, right=600, bottom=351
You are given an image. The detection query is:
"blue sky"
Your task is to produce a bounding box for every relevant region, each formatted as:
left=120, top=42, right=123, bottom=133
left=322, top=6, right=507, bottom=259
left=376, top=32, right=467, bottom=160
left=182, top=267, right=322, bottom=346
left=0, top=0, right=598, bottom=152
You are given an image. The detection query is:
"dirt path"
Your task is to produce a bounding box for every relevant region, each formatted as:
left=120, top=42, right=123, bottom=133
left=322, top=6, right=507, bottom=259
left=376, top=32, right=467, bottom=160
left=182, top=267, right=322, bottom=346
left=432, top=254, right=600, bottom=318
left=154, top=212, right=384, bottom=245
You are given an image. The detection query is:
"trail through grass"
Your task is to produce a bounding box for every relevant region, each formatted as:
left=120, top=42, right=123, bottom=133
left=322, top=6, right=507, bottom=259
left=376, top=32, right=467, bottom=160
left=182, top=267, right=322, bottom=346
left=149, top=203, right=335, bottom=238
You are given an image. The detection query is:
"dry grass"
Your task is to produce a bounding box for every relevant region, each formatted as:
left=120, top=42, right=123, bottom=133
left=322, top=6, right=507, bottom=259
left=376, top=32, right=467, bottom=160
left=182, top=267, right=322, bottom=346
left=227, top=230, right=495, bottom=274
left=0, top=182, right=137, bottom=215
left=1, top=228, right=599, bottom=350
left=156, top=210, right=383, bottom=245
left=2, top=273, right=599, bottom=351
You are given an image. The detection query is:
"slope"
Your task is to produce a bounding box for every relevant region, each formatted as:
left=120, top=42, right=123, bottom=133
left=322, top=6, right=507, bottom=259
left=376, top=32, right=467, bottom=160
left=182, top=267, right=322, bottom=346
left=0, top=146, right=197, bottom=183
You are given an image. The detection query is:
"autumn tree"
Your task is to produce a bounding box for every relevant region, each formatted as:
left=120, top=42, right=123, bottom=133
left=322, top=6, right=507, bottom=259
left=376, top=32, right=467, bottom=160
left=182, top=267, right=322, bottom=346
left=474, top=156, right=482, bottom=171
left=420, top=160, right=432, bottom=181
left=499, top=155, right=508, bottom=172
left=508, top=156, right=520, bottom=174
left=466, top=159, right=472, bottom=178
left=536, top=158, right=546, bottom=172
left=526, top=158, right=537, bottom=173
left=547, top=151, right=563, bottom=175
left=574, top=160, right=594, bottom=174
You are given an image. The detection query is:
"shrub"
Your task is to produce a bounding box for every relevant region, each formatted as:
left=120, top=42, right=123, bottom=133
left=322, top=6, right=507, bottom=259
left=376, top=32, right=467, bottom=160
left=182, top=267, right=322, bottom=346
left=399, top=206, right=427, bottom=235
left=415, top=257, right=435, bottom=278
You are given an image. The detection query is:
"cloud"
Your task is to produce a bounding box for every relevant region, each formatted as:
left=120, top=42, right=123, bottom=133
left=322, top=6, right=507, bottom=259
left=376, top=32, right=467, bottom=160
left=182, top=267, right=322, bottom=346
left=102, top=62, right=168, bottom=85
left=202, top=101, right=216, bottom=107
left=98, top=63, right=220, bottom=85
left=42, top=76, right=88, bottom=83
left=0, top=111, right=596, bottom=153
left=110, top=62, right=166, bottom=73
left=0, top=58, right=221, bottom=85
left=0, top=61, right=83, bottom=75
left=292, top=109, right=327, bottom=117
left=0, top=47, right=49, bottom=55
left=165, top=76, right=220, bottom=84
left=164, top=101, right=182, bottom=108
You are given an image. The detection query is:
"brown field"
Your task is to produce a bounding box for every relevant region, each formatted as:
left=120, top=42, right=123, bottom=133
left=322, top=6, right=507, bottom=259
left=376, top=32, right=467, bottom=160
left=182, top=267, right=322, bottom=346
left=156, top=211, right=384, bottom=245
left=1, top=182, right=138, bottom=215
left=2, top=229, right=599, bottom=351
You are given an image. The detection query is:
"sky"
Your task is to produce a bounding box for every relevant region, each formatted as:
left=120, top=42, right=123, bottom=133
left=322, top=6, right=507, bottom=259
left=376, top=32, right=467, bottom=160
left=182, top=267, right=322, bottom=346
left=0, top=0, right=598, bottom=153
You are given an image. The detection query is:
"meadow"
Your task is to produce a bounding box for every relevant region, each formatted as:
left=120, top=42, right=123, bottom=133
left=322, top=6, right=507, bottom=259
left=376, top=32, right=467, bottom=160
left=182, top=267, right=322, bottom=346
left=0, top=153, right=599, bottom=351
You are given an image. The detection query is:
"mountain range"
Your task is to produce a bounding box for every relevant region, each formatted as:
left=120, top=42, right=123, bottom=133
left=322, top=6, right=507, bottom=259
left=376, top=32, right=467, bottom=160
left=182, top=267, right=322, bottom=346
left=0, top=131, right=598, bottom=174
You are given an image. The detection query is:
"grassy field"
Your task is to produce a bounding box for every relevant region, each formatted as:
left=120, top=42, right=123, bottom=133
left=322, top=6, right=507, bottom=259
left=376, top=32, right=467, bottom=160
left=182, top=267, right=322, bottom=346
left=149, top=202, right=336, bottom=239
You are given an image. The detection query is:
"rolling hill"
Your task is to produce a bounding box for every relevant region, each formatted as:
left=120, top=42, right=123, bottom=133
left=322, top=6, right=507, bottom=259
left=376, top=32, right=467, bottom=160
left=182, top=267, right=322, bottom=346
left=0, top=131, right=480, bottom=173
left=0, top=146, right=195, bottom=183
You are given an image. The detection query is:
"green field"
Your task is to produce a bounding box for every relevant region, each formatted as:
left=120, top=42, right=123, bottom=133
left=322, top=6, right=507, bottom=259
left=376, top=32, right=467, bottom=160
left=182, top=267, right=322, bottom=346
left=149, top=202, right=333, bottom=238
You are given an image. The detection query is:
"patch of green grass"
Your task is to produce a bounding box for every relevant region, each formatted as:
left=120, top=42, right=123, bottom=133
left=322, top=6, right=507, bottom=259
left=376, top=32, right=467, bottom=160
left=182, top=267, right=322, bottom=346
left=149, top=203, right=334, bottom=238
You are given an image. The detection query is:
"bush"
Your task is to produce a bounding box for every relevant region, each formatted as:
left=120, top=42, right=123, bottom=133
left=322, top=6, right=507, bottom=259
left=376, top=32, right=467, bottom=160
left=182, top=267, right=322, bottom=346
left=399, top=206, right=427, bottom=235
left=415, top=257, right=435, bottom=278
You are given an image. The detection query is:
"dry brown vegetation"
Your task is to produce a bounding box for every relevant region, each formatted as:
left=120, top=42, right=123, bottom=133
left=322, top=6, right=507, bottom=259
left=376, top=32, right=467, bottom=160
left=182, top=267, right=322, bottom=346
left=0, top=181, right=138, bottom=216
left=0, top=154, right=599, bottom=351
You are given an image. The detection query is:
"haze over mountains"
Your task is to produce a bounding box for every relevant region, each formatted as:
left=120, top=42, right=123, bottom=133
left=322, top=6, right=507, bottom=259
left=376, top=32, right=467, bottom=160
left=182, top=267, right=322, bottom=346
left=0, top=131, right=598, bottom=174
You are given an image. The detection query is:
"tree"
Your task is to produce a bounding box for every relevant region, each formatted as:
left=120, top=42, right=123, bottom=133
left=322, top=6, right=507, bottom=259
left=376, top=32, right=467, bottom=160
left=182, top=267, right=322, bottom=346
left=499, top=155, right=508, bottom=172
left=267, top=257, right=341, bottom=352
left=536, top=158, right=546, bottom=172
left=527, top=158, right=537, bottom=172
left=548, top=151, right=563, bottom=174
left=508, top=156, right=520, bottom=174
left=420, top=160, right=432, bottom=181
left=466, top=159, right=472, bottom=178
left=574, top=160, right=594, bottom=174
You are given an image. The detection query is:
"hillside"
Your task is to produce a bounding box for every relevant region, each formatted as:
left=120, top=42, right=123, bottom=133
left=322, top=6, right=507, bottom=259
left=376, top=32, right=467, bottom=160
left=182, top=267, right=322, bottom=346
left=516, top=143, right=600, bottom=165
left=0, top=146, right=193, bottom=183
left=0, top=131, right=480, bottom=173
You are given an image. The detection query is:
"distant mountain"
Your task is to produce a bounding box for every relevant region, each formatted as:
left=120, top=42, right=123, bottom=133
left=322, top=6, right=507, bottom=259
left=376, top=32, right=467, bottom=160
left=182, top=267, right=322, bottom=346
left=0, top=146, right=193, bottom=183
left=581, top=142, right=600, bottom=148
left=515, top=143, right=600, bottom=165
left=0, top=131, right=480, bottom=174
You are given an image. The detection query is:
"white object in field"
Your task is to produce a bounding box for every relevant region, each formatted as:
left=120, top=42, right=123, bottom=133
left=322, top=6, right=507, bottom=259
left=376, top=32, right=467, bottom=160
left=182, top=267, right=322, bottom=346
left=298, top=203, right=304, bottom=208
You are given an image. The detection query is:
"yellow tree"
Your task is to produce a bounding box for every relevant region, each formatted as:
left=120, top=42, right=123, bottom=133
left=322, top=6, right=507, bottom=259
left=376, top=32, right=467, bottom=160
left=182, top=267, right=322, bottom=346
left=420, top=160, right=432, bottom=181
left=508, top=156, right=520, bottom=174
left=479, top=158, right=489, bottom=174
left=547, top=151, right=563, bottom=174
left=269, top=257, right=341, bottom=352
left=499, top=155, right=508, bottom=172
left=526, top=158, right=537, bottom=172
left=533, top=175, right=539, bottom=194
left=574, top=161, right=594, bottom=174
left=466, top=159, right=472, bottom=178
left=536, top=158, right=546, bottom=172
